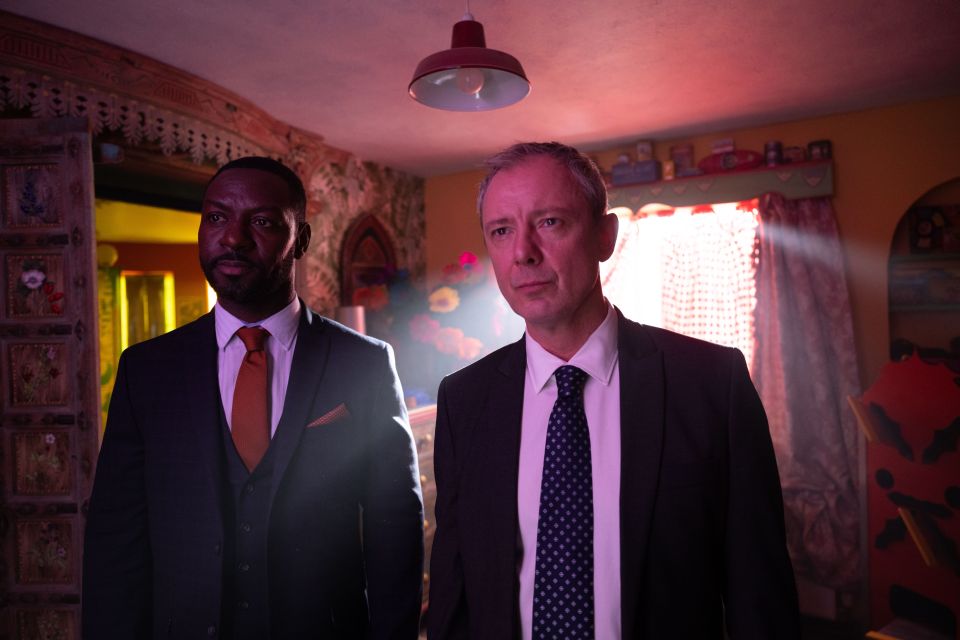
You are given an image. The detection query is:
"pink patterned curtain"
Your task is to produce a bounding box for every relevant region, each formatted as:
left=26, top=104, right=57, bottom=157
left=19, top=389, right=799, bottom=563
left=755, top=193, right=862, bottom=591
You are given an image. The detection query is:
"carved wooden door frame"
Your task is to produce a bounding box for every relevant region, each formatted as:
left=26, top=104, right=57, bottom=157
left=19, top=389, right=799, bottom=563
left=0, top=117, right=98, bottom=640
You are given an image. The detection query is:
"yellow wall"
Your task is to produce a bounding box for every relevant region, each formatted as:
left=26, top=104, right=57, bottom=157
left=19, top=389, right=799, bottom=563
left=424, top=95, right=960, bottom=386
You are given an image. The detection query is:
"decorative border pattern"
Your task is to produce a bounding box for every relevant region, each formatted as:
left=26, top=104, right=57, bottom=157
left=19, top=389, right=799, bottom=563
left=0, top=11, right=290, bottom=154
left=0, top=67, right=267, bottom=165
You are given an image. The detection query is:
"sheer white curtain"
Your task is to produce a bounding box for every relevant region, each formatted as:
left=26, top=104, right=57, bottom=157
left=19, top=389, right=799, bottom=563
left=601, top=201, right=761, bottom=366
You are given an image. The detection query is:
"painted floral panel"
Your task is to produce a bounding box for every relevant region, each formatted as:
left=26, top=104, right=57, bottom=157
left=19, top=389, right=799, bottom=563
left=16, top=518, right=74, bottom=584
left=9, top=343, right=69, bottom=407
left=13, top=430, right=71, bottom=496
left=7, top=253, right=67, bottom=318
left=3, top=163, right=62, bottom=228
left=16, top=608, right=76, bottom=640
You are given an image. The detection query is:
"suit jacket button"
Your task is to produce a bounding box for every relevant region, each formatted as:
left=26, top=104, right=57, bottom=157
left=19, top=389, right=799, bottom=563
left=238, top=562, right=250, bottom=572
left=245, top=483, right=255, bottom=494
left=240, top=522, right=252, bottom=533
left=213, top=543, right=221, bottom=555
left=239, top=600, right=250, bottom=610
left=207, top=624, right=217, bottom=636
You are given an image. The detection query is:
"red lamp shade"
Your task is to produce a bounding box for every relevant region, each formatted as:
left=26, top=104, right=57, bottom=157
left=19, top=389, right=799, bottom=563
left=409, top=16, right=530, bottom=111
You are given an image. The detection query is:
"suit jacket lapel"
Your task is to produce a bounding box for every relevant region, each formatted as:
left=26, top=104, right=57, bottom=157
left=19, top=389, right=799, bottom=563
left=468, top=337, right=525, bottom=633
left=267, top=306, right=330, bottom=505
left=184, top=312, right=228, bottom=522
left=617, top=313, right=665, bottom=639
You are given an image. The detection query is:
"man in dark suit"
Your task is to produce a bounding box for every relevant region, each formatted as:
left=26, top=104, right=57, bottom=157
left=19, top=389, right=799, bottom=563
left=83, top=157, right=423, bottom=639
left=427, top=142, right=799, bottom=639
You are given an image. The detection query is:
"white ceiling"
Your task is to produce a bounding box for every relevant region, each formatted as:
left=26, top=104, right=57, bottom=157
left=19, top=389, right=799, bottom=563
left=3, top=0, right=960, bottom=177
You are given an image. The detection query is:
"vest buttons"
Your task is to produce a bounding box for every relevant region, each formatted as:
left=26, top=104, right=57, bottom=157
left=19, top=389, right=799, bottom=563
left=240, top=522, right=252, bottom=533
left=213, top=543, right=221, bottom=555
left=207, top=624, right=217, bottom=636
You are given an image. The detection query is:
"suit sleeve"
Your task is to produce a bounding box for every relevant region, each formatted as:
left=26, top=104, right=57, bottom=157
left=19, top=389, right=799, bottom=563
left=722, top=349, right=800, bottom=639
left=82, top=352, right=152, bottom=638
left=426, top=378, right=469, bottom=639
left=361, top=342, right=424, bottom=640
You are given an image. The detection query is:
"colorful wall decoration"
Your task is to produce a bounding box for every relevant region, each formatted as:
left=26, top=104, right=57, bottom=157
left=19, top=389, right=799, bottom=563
left=854, top=353, right=960, bottom=638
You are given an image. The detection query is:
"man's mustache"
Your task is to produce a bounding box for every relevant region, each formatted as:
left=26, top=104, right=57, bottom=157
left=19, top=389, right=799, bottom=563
left=210, top=252, right=256, bottom=268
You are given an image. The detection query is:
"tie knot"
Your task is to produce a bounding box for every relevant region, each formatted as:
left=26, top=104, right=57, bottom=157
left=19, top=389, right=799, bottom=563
left=236, top=326, right=269, bottom=352
left=554, top=365, right=587, bottom=399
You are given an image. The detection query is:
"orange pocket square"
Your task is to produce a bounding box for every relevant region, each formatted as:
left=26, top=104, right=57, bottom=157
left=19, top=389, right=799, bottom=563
left=306, top=403, right=350, bottom=428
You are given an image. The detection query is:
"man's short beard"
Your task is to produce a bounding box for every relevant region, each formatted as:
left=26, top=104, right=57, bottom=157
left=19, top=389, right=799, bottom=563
left=201, top=253, right=295, bottom=305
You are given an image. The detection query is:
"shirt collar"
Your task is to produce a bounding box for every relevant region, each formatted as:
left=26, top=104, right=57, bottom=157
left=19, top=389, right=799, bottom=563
left=525, top=303, right=619, bottom=393
left=214, top=297, right=301, bottom=352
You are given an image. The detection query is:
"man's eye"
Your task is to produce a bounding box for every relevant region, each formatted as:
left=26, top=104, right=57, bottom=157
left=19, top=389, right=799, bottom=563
left=542, top=218, right=558, bottom=227
left=490, top=227, right=508, bottom=237
left=252, top=218, right=273, bottom=227
left=205, top=212, right=224, bottom=223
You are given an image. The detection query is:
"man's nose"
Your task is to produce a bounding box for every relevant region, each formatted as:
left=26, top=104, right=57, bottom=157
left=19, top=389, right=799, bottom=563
left=221, top=218, right=252, bottom=249
left=513, top=228, right=541, bottom=265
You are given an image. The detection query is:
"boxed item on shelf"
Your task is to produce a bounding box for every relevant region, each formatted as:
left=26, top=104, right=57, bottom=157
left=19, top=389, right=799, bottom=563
left=670, top=144, right=694, bottom=171
left=611, top=160, right=662, bottom=185
left=635, top=140, right=654, bottom=162
left=711, top=137, right=735, bottom=154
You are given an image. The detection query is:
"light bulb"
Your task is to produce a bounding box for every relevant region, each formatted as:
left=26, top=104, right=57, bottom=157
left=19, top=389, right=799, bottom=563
left=455, top=67, right=485, bottom=96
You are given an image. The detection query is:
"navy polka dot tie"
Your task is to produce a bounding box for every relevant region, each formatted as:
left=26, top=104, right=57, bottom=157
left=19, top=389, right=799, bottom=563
left=533, top=365, right=594, bottom=640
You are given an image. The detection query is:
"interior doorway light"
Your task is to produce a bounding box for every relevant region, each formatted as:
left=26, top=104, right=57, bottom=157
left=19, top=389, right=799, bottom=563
left=409, top=1, right=529, bottom=111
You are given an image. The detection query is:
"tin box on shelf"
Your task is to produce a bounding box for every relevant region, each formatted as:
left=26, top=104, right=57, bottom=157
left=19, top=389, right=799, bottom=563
left=670, top=144, right=695, bottom=171
left=807, top=139, right=832, bottom=160
left=783, top=146, right=806, bottom=163
left=635, top=140, right=654, bottom=162
left=611, top=160, right=662, bottom=186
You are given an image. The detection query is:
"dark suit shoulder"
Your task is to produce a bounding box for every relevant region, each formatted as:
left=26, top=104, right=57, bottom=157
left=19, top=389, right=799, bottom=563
left=634, top=322, right=733, bottom=356
left=304, top=309, right=390, bottom=355
left=440, top=338, right=521, bottom=392
left=119, top=312, right=214, bottom=361
left=620, top=314, right=741, bottom=365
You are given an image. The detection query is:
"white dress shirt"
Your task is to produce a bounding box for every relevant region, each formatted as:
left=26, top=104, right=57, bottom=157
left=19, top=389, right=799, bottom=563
left=518, top=304, right=622, bottom=640
left=215, top=298, right=301, bottom=436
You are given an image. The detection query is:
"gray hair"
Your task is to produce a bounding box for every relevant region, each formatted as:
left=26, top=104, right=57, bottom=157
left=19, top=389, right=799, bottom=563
left=476, top=141, right=608, bottom=222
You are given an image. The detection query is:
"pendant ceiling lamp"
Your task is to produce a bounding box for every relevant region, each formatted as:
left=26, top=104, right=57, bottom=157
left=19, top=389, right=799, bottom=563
left=409, top=3, right=530, bottom=111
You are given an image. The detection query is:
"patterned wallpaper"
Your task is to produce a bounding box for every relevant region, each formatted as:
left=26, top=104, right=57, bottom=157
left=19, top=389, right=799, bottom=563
left=300, top=156, right=425, bottom=315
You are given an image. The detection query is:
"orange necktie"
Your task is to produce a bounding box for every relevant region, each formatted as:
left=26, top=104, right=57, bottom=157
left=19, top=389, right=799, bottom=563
left=232, top=326, right=270, bottom=471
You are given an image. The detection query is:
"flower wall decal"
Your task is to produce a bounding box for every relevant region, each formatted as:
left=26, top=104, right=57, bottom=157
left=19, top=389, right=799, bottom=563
left=359, top=251, right=522, bottom=404
left=428, top=286, right=460, bottom=313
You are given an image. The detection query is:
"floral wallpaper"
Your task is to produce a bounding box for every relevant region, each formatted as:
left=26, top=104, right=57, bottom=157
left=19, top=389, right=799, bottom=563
left=299, top=156, right=425, bottom=315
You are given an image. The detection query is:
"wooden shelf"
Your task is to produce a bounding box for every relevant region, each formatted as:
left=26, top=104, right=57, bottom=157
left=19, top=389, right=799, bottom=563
left=608, top=160, right=833, bottom=210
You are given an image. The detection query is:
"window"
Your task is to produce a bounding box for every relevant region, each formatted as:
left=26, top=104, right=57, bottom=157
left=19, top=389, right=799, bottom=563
left=601, top=200, right=760, bottom=367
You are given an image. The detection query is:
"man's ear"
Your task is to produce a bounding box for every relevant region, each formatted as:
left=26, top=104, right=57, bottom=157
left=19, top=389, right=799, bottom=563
left=598, top=212, right=619, bottom=262
left=294, top=222, right=312, bottom=259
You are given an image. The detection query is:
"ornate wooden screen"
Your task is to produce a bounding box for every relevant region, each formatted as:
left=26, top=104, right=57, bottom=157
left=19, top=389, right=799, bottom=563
left=0, top=118, right=99, bottom=640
